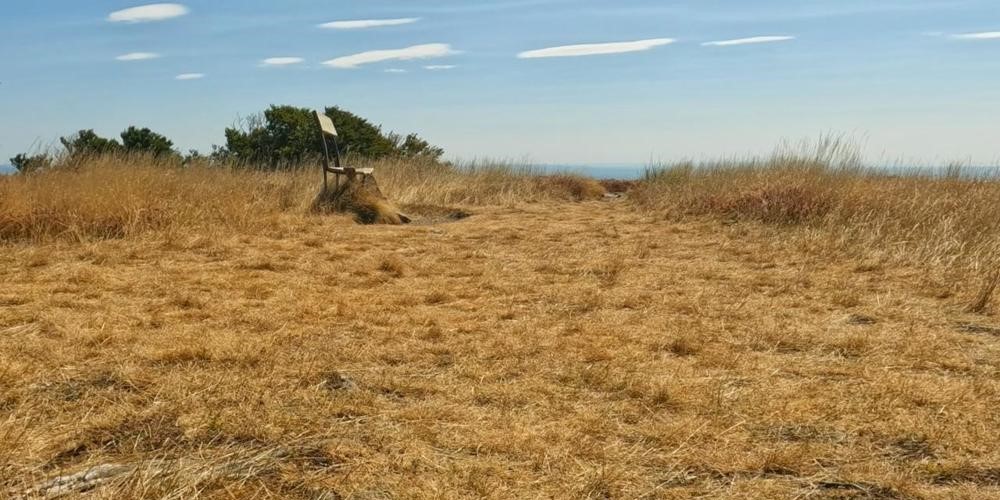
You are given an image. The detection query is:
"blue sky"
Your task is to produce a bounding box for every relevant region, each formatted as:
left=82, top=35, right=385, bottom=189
left=1, top=1, right=998, bottom=165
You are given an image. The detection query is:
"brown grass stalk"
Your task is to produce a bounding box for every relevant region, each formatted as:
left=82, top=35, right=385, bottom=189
left=966, top=269, right=1000, bottom=314
left=0, top=154, right=604, bottom=242
left=632, top=148, right=1000, bottom=283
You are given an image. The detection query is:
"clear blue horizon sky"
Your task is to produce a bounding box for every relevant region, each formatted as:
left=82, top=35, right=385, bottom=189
left=1, top=1, right=998, bottom=166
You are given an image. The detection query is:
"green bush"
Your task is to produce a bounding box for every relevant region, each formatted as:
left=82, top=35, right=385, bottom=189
left=121, top=126, right=176, bottom=158
left=8, top=107, right=441, bottom=172
left=219, top=105, right=443, bottom=168
left=60, top=130, right=121, bottom=157
left=9, top=153, right=52, bottom=174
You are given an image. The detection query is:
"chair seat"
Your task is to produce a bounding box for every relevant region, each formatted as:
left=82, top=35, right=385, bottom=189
left=325, top=167, right=375, bottom=176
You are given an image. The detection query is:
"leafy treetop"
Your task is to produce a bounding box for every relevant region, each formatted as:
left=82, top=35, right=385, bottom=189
left=220, top=105, right=443, bottom=168
left=8, top=106, right=443, bottom=173
left=121, top=126, right=176, bottom=158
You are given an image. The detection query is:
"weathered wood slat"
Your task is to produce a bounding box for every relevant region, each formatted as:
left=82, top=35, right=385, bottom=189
left=324, top=167, right=375, bottom=175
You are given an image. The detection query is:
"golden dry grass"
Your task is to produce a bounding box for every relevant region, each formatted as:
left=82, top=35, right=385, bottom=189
left=0, top=155, right=606, bottom=242
left=2, top=155, right=999, bottom=499
left=633, top=152, right=1000, bottom=303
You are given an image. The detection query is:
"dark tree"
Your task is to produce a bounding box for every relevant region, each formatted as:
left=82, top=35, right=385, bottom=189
left=60, top=130, right=121, bottom=157
left=321, top=106, right=398, bottom=159
left=9, top=153, right=52, bottom=173
left=390, top=133, right=445, bottom=161
left=218, top=105, right=442, bottom=167
left=121, top=126, right=175, bottom=157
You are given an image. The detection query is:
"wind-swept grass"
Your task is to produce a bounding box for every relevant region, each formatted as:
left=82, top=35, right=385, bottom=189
left=0, top=154, right=604, bottom=242
left=633, top=140, right=1000, bottom=288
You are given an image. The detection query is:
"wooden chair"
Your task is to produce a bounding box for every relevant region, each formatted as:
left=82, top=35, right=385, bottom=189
left=314, top=110, right=374, bottom=192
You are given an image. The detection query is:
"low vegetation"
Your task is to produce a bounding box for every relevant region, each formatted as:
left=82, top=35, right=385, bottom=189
left=633, top=141, right=1000, bottom=307
left=0, top=154, right=606, bottom=242
left=1, top=145, right=999, bottom=498
left=8, top=105, right=446, bottom=173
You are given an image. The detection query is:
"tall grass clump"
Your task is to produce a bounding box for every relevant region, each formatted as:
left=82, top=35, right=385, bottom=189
left=633, top=137, right=1000, bottom=283
left=0, top=154, right=318, bottom=242
left=370, top=157, right=605, bottom=205
left=0, top=153, right=604, bottom=242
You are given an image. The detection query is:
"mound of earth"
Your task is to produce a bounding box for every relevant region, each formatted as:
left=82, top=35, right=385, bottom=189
left=311, top=174, right=410, bottom=225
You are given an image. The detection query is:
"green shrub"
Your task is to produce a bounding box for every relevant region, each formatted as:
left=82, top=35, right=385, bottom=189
left=218, top=105, right=443, bottom=168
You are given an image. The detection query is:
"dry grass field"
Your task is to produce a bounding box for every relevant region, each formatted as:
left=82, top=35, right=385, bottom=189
left=1, top=154, right=999, bottom=499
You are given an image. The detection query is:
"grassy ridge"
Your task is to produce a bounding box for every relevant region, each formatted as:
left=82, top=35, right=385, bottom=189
left=5, top=147, right=1000, bottom=275
left=0, top=154, right=605, bottom=242
left=4, top=147, right=999, bottom=299
left=633, top=147, right=1000, bottom=292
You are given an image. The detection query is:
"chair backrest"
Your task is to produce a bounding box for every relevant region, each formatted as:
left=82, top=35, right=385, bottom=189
left=315, top=111, right=338, bottom=137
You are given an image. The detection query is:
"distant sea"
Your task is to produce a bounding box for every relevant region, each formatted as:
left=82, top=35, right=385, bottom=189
left=0, top=165, right=14, bottom=175
left=535, top=164, right=646, bottom=180
left=536, top=164, right=1000, bottom=180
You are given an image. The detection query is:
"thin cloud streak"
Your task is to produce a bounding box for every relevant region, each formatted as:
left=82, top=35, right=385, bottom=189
left=261, top=57, right=305, bottom=66
left=318, top=18, right=420, bottom=30
left=951, top=31, right=1000, bottom=40
left=517, top=38, right=675, bottom=59
left=424, top=65, right=457, bottom=70
left=323, top=44, right=457, bottom=69
left=702, top=36, right=796, bottom=47
left=175, top=73, right=204, bottom=80
left=116, top=52, right=161, bottom=61
left=108, top=3, right=189, bottom=23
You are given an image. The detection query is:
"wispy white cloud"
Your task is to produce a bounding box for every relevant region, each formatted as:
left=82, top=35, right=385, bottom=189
left=517, top=38, right=675, bottom=59
left=702, top=36, right=795, bottom=47
left=116, top=52, right=161, bottom=61
left=424, top=65, right=457, bottom=70
left=261, top=57, right=305, bottom=67
left=108, top=3, right=189, bottom=23
left=175, top=73, right=204, bottom=80
left=318, top=18, right=420, bottom=30
left=323, top=44, right=457, bottom=69
left=384, top=69, right=408, bottom=74
left=951, top=31, right=1000, bottom=40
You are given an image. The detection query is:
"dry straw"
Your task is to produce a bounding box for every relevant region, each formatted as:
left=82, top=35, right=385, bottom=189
left=632, top=138, right=1000, bottom=308
left=0, top=153, right=606, bottom=242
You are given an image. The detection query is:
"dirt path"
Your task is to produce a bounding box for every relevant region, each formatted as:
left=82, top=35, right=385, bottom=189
left=2, top=201, right=999, bottom=498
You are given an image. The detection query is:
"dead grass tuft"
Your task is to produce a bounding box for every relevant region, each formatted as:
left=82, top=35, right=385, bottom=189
left=535, top=175, right=607, bottom=201
left=966, top=269, right=1000, bottom=314
left=312, top=175, right=406, bottom=225
left=599, top=179, right=637, bottom=194
left=634, top=143, right=1000, bottom=295
left=377, top=255, right=406, bottom=278
left=928, top=464, right=1000, bottom=486
left=0, top=155, right=600, bottom=242
left=654, top=335, right=702, bottom=357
